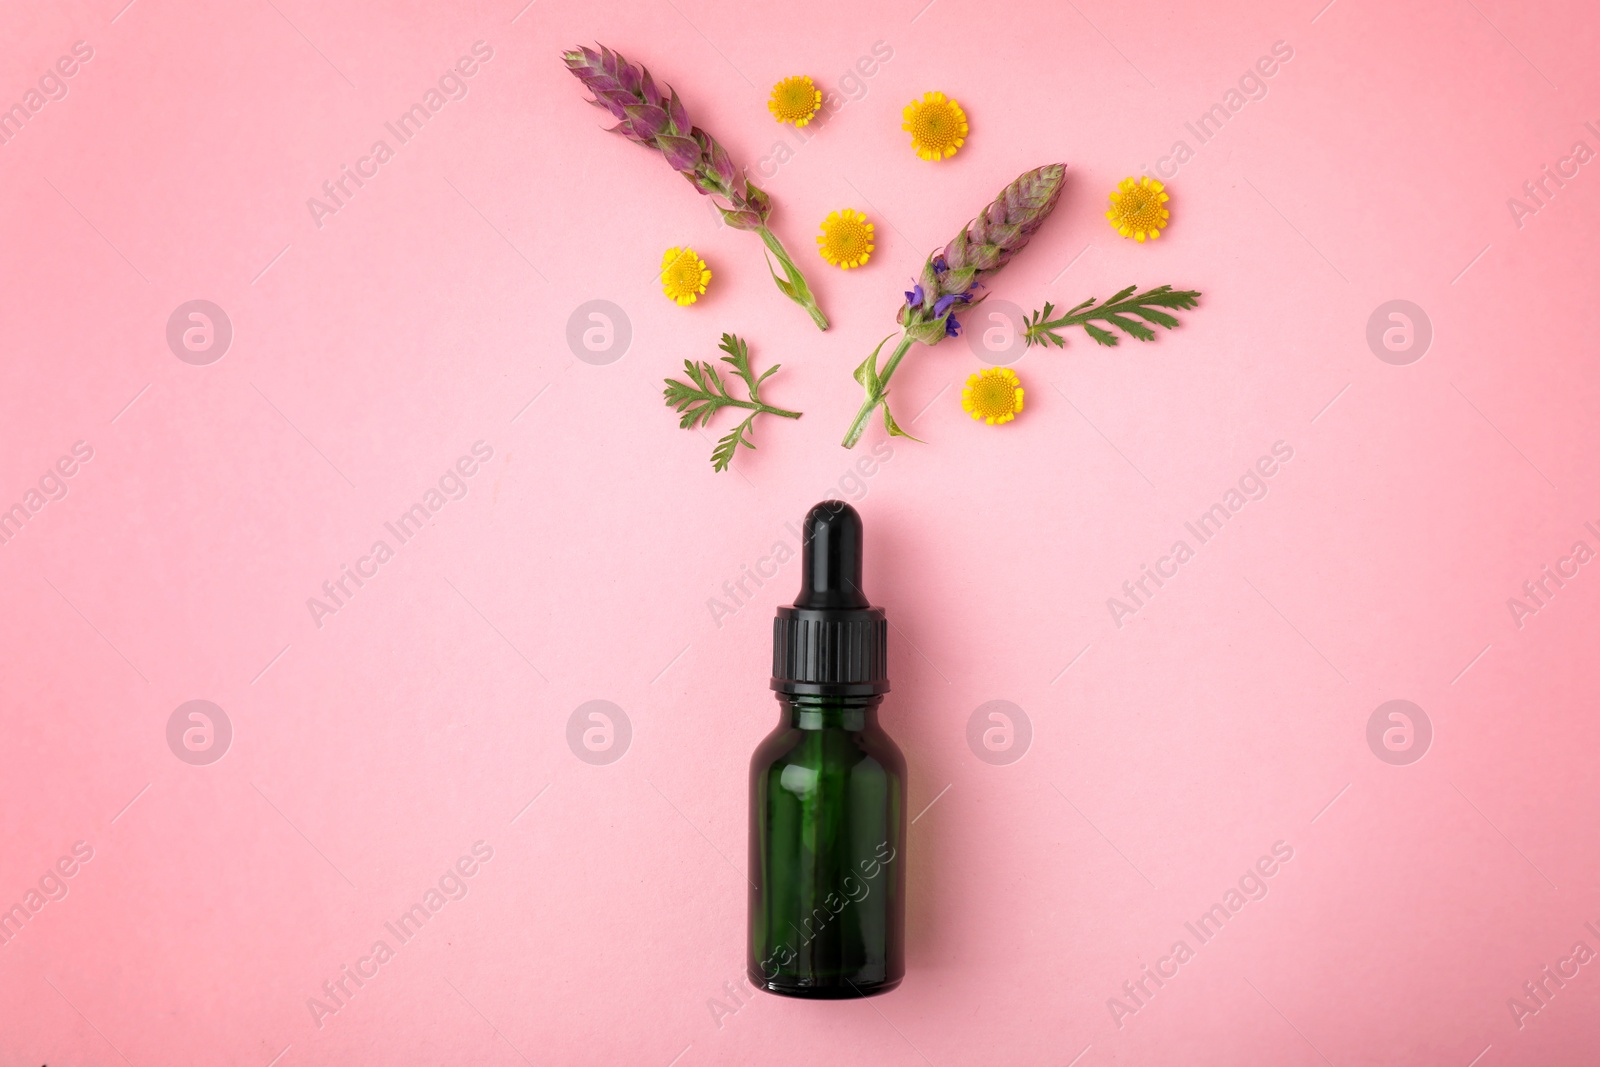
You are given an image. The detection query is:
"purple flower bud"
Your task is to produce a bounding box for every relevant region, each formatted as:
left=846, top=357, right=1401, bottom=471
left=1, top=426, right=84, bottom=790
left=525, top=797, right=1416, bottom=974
left=616, top=58, right=640, bottom=95
left=594, top=88, right=634, bottom=119
left=707, top=138, right=737, bottom=187
left=720, top=208, right=764, bottom=231
left=583, top=74, right=623, bottom=95
left=656, top=134, right=702, bottom=172
left=624, top=103, right=669, bottom=140
left=741, top=181, right=773, bottom=222
left=666, top=90, right=689, bottom=132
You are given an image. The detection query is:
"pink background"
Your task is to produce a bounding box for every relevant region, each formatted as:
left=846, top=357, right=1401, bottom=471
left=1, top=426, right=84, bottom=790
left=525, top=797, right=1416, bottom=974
left=3, top=0, right=1599, bottom=1063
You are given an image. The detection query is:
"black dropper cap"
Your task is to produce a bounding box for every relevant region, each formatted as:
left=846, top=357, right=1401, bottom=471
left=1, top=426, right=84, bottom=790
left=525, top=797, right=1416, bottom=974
left=771, top=501, right=889, bottom=696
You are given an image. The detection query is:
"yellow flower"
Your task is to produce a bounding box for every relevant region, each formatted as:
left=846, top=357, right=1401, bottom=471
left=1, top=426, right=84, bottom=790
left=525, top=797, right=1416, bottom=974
left=1105, top=176, right=1171, bottom=242
left=816, top=209, right=874, bottom=269
left=661, top=247, right=711, bottom=306
left=902, top=91, right=968, bottom=161
left=961, top=367, right=1024, bottom=425
left=768, top=75, right=822, bottom=127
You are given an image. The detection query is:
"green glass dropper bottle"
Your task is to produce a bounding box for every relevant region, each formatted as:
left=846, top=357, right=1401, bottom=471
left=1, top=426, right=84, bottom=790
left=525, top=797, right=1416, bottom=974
left=748, top=500, right=907, bottom=998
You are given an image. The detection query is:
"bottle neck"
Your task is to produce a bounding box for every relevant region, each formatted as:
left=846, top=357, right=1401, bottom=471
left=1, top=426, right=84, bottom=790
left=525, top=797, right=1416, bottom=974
left=777, top=693, right=884, bottom=731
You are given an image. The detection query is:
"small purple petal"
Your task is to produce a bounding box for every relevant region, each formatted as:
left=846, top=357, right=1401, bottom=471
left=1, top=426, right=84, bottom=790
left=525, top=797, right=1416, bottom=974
left=945, top=315, right=961, bottom=337
left=904, top=284, right=924, bottom=309
left=936, top=293, right=975, bottom=316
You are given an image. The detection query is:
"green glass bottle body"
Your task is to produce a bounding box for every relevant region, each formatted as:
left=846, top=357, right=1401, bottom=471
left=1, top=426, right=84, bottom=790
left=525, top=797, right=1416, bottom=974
left=747, top=692, right=906, bottom=998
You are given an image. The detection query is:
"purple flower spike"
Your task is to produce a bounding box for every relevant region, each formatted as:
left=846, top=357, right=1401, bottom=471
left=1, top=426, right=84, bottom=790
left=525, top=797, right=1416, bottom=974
left=562, top=43, right=831, bottom=330
left=845, top=164, right=1067, bottom=447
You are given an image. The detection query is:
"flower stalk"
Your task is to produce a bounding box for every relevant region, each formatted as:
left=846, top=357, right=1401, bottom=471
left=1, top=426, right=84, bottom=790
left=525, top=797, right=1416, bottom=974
left=756, top=224, right=828, bottom=331
left=841, top=333, right=917, bottom=448
left=562, top=44, right=829, bottom=330
left=842, top=163, right=1066, bottom=448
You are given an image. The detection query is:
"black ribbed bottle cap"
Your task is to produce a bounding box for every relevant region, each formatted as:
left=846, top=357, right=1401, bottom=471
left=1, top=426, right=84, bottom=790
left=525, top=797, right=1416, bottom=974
left=771, top=501, right=889, bottom=696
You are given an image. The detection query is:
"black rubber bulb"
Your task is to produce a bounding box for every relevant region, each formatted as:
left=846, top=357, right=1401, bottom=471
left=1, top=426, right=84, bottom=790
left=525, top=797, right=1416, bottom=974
left=794, top=501, right=869, bottom=609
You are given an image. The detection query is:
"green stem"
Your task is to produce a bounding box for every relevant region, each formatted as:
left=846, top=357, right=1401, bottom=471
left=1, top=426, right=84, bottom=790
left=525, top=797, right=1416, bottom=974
left=1026, top=303, right=1102, bottom=341
left=841, top=332, right=916, bottom=449
left=757, top=225, right=830, bottom=331
left=724, top=398, right=803, bottom=420
left=1042, top=312, right=1093, bottom=331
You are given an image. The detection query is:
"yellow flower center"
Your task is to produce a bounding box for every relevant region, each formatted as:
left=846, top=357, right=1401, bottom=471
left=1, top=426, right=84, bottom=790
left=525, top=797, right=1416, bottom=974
left=914, top=109, right=951, bottom=141
left=1120, top=187, right=1162, bottom=227
left=969, top=377, right=1015, bottom=416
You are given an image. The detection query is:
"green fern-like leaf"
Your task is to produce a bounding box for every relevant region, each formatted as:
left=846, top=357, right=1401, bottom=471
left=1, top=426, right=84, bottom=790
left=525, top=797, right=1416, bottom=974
left=710, top=414, right=757, bottom=472
left=1023, top=285, right=1201, bottom=348
left=662, top=332, right=802, bottom=472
